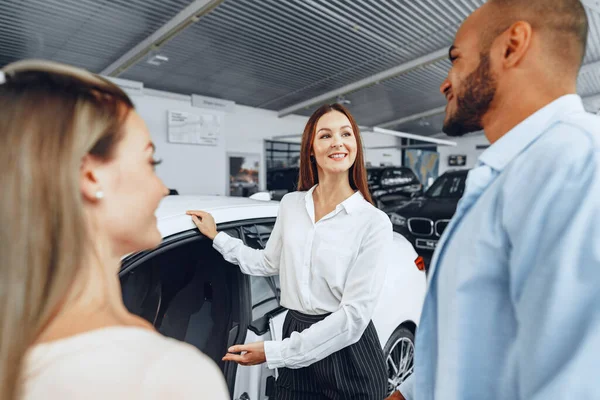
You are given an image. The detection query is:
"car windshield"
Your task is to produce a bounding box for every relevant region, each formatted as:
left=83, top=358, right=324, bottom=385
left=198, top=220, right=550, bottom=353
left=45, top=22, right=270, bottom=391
left=367, top=169, right=382, bottom=184
left=424, top=173, right=466, bottom=199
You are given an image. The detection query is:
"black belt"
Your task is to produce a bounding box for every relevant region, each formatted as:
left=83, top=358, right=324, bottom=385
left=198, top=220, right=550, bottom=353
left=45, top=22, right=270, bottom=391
left=287, top=309, right=331, bottom=324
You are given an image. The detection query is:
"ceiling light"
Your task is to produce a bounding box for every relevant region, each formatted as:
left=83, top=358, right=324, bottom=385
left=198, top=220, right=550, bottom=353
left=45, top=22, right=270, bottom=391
left=336, top=94, right=351, bottom=106
left=147, top=54, right=169, bottom=66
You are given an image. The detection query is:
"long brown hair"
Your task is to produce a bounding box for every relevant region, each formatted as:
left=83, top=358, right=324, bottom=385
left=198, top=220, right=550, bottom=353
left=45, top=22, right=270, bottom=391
left=0, top=60, right=134, bottom=400
left=297, top=103, right=373, bottom=204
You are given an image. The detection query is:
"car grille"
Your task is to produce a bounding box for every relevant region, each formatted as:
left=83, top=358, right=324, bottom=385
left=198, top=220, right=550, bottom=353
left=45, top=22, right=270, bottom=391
left=435, top=220, right=450, bottom=237
left=408, top=218, right=434, bottom=236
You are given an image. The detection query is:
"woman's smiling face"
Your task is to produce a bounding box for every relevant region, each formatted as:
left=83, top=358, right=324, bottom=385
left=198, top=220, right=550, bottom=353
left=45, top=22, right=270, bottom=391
left=312, top=110, right=358, bottom=177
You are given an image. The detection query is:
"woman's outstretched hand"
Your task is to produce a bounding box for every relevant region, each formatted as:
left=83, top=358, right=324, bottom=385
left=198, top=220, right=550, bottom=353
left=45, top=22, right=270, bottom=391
left=223, top=342, right=267, bottom=366
left=186, top=210, right=218, bottom=240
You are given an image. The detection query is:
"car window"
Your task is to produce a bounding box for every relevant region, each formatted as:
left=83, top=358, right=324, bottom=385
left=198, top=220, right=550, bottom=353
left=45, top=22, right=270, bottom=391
left=243, top=223, right=273, bottom=249
left=400, top=168, right=418, bottom=182
left=392, top=168, right=417, bottom=185
left=425, top=174, right=467, bottom=199
left=447, top=176, right=465, bottom=197
left=382, top=168, right=415, bottom=186
left=367, top=169, right=382, bottom=185
left=242, top=222, right=281, bottom=320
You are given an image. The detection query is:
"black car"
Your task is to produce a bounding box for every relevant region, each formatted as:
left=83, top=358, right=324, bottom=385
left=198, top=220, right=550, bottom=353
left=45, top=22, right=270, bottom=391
left=385, top=169, right=469, bottom=268
left=367, top=166, right=423, bottom=208
left=267, top=165, right=422, bottom=208
left=266, top=166, right=299, bottom=200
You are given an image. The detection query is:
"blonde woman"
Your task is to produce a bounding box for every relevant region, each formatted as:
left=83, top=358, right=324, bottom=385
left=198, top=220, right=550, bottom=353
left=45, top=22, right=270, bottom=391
left=0, top=61, right=229, bottom=400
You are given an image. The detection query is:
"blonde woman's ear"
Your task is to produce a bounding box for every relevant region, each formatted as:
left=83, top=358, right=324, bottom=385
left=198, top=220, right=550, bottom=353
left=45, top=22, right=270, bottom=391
left=80, top=155, right=104, bottom=202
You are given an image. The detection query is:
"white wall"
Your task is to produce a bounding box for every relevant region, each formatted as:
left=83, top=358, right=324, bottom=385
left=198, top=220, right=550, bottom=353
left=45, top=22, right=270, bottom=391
left=365, top=148, right=403, bottom=167
left=437, top=133, right=490, bottom=175
left=125, top=85, right=403, bottom=195
left=363, top=131, right=403, bottom=166
left=128, top=88, right=307, bottom=195
left=217, top=103, right=308, bottom=193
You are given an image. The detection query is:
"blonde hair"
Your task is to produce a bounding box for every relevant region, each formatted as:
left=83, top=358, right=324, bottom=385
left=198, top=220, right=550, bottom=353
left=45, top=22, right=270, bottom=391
left=0, top=60, right=134, bottom=400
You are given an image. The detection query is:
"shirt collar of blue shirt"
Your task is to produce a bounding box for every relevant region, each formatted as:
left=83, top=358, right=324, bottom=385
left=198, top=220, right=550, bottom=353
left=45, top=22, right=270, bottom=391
left=306, top=184, right=364, bottom=215
left=478, top=94, right=584, bottom=172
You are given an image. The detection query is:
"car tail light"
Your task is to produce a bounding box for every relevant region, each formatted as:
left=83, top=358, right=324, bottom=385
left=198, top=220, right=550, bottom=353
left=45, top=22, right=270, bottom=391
left=415, top=256, right=425, bottom=271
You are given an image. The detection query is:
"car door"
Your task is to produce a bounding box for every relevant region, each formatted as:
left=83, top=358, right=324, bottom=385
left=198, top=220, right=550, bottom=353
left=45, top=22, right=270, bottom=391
left=119, top=227, right=248, bottom=397
left=231, top=219, right=286, bottom=400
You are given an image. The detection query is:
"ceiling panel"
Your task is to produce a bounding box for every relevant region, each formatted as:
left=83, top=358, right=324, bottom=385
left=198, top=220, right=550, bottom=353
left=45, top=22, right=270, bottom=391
left=121, top=0, right=484, bottom=110
left=0, top=0, right=195, bottom=72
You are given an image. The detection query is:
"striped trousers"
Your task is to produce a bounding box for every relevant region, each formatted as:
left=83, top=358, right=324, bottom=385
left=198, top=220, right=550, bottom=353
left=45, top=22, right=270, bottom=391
left=274, top=310, right=386, bottom=400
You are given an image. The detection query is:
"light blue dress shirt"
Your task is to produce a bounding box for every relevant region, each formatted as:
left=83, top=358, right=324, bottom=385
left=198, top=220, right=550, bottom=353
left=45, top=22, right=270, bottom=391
left=400, top=95, right=600, bottom=399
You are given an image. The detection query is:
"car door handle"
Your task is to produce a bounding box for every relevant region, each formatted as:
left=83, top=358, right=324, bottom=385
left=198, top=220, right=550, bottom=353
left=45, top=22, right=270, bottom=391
left=227, top=324, right=239, bottom=348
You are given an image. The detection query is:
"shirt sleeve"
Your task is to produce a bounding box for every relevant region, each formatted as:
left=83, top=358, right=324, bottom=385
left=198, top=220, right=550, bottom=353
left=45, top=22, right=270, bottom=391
left=212, top=196, right=286, bottom=277
left=142, top=344, right=230, bottom=400
left=264, top=213, right=393, bottom=369
left=398, top=374, right=415, bottom=400
left=503, top=137, right=600, bottom=399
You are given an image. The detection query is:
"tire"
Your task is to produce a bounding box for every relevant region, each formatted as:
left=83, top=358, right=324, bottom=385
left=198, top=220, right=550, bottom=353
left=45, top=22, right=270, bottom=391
left=383, top=325, right=415, bottom=396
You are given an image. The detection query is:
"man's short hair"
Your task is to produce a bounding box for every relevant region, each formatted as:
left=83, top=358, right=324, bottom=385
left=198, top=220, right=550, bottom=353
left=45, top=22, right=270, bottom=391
left=484, top=0, right=588, bottom=70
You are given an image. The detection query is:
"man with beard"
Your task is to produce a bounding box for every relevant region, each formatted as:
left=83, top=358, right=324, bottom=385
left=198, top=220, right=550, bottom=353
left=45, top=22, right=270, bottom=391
left=387, top=0, right=600, bottom=399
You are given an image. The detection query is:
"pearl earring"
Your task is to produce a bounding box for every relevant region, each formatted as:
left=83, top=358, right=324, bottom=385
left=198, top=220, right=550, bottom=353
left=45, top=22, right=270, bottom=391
left=95, top=191, right=104, bottom=199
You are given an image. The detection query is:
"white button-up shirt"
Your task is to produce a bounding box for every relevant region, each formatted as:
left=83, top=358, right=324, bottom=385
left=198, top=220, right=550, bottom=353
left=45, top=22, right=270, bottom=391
left=213, top=186, right=393, bottom=369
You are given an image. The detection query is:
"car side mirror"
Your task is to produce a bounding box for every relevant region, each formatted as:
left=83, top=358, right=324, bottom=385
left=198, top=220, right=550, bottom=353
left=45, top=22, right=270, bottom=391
left=249, top=192, right=272, bottom=201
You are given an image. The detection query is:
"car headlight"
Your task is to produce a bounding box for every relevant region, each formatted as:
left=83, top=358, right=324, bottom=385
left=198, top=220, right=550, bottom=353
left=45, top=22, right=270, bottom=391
left=389, top=212, right=407, bottom=227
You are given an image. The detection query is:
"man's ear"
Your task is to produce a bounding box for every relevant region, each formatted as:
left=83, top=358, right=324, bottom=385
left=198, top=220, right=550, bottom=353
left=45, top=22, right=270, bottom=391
left=499, top=21, right=533, bottom=69
left=80, top=154, right=104, bottom=202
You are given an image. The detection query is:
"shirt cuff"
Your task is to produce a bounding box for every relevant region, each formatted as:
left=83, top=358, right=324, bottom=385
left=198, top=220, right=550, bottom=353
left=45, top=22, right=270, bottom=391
left=212, top=231, right=229, bottom=253
left=264, top=340, right=285, bottom=369
left=398, top=374, right=415, bottom=400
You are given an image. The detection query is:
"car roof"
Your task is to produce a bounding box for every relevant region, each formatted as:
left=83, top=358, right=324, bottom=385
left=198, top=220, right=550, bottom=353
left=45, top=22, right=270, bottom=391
left=442, top=169, right=470, bottom=176
left=268, top=166, right=299, bottom=172
left=367, top=166, right=408, bottom=170
left=157, top=195, right=279, bottom=220
left=156, top=195, right=280, bottom=238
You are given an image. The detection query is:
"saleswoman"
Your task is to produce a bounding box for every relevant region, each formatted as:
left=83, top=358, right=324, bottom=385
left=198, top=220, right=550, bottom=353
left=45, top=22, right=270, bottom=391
left=188, top=103, right=393, bottom=400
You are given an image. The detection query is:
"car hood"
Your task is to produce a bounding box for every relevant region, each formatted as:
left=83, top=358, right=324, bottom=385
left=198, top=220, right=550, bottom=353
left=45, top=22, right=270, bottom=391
left=387, top=197, right=459, bottom=219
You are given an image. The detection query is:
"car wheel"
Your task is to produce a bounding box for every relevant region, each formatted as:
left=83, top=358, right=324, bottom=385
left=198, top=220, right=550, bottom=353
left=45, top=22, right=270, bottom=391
left=383, top=325, right=415, bottom=395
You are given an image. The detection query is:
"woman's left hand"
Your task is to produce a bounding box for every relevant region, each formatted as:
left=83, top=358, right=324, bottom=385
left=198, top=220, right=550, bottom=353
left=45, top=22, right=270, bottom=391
left=223, top=341, right=266, bottom=366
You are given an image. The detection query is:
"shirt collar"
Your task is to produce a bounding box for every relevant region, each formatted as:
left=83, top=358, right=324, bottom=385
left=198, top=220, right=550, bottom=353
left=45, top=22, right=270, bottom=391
left=478, top=94, right=585, bottom=171
left=305, top=185, right=364, bottom=215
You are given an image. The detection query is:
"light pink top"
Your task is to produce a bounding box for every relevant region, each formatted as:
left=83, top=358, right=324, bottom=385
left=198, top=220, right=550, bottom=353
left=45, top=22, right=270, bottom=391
left=23, top=326, right=229, bottom=399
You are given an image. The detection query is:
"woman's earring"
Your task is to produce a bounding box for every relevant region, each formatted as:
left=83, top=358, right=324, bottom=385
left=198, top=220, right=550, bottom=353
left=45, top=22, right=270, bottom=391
left=95, top=190, right=104, bottom=200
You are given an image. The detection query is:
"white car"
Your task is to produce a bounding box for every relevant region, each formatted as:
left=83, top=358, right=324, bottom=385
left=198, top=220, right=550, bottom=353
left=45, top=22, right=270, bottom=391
left=120, top=195, right=426, bottom=399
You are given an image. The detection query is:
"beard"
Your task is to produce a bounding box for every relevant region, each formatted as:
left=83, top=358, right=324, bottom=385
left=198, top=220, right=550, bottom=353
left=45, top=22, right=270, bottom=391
left=443, top=53, right=497, bottom=137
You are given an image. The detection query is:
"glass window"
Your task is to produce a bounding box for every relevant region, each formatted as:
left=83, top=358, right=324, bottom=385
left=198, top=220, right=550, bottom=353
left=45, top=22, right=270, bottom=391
left=381, top=168, right=415, bottom=186
left=425, top=174, right=467, bottom=199
left=367, top=168, right=383, bottom=184
left=242, top=222, right=281, bottom=320
left=242, top=223, right=274, bottom=249
left=389, top=168, right=417, bottom=185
